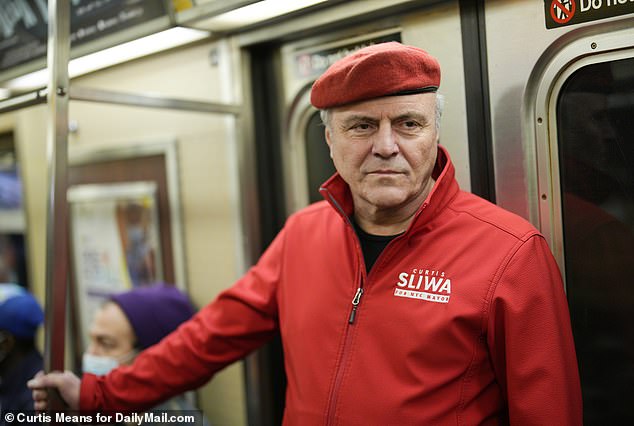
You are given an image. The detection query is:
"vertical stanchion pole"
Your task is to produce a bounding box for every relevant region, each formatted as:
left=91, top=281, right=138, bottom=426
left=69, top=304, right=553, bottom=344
left=43, top=0, right=70, bottom=399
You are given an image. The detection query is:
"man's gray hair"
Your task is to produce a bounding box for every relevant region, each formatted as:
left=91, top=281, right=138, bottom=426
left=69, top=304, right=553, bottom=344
left=319, top=93, right=445, bottom=133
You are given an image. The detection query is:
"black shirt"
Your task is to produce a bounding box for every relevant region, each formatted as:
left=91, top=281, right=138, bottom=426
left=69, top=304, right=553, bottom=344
left=352, top=219, right=402, bottom=274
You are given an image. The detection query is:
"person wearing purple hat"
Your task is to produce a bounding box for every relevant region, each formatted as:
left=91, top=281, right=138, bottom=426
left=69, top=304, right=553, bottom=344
left=82, top=284, right=195, bottom=376
left=78, top=284, right=208, bottom=424
left=31, top=42, right=581, bottom=425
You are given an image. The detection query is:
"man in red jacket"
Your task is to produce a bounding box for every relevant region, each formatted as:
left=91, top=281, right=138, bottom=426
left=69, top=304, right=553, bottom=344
left=30, top=42, right=582, bottom=425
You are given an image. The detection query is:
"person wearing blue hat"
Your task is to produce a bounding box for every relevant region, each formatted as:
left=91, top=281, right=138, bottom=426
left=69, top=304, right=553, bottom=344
left=0, top=283, right=44, bottom=416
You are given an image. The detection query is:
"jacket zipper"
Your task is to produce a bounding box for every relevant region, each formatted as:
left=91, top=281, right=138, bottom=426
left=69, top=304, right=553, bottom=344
left=321, top=189, right=424, bottom=425
left=322, top=190, right=367, bottom=426
left=348, top=287, right=364, bottom=324
left=325, top=280, right=364, bottom=426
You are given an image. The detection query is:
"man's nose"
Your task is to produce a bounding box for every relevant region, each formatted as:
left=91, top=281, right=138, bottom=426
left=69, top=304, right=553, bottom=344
left=86, top=342, right=102, bottom=356
left=371, top=125, right=399, bottom=157
left=86, top=345, right=97, bottom=355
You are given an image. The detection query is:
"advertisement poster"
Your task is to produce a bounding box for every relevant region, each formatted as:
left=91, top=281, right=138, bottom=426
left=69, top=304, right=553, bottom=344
left=68, top=181, right=162, bottom=345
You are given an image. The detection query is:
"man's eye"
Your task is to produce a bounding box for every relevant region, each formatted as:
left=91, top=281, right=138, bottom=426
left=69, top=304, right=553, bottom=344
left=98, top=338, right=116, bottom=350
left=402, top=120, right=419, bottom=128
left=352, top=123, right=372, bottom=130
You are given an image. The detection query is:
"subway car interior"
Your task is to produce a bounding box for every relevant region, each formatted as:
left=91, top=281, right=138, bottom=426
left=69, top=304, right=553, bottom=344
left=0, top=0, right=632, bottom=424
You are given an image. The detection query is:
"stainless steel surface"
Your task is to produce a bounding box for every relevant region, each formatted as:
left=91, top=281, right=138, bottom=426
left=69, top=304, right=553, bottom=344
left=485, top=0, right=634, bottom=225
left=522, top=18, right=634, bottom=278
left=283, top=88, right=314, bottom=213
left=401, top=1, right=469, bottom=189
left=234, top=48, right=261, bottom=270
left=236, top=45, right=268, bottom=426
left=0, top=89, right=47, bottom=114
left=235, top=0, right=433, bottom=47
left=69, top=86, right=242, bottom=115
left=44, top=0, right=70, bottom=375
left=176, top=0, right=259, bottom=29
left=484, top=0, right=570, bottom=223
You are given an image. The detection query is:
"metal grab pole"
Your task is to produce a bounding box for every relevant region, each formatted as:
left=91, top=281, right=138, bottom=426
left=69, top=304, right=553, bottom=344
left=43, top=0, right=70, bottom=411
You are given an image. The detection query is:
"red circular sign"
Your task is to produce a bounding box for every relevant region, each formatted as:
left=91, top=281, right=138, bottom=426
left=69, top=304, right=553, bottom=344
left=551, top=0, right=576, bottom=24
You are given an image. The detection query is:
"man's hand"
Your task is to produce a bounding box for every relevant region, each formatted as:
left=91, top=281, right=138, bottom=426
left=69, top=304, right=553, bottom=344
left=28, top=370, right=81, bottom=411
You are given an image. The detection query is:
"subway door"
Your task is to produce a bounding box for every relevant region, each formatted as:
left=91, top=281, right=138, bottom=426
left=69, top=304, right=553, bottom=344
left=558, top=54, right=634, bottom=425
left=525, top=20, right=634, bottom=424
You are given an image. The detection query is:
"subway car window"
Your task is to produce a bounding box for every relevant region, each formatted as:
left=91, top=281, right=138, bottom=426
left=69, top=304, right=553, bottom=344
left=557, top=57, right=634, bottom=425
left=0, top=132, right=29, bottom=289
left=305, top=110, right=335, bottom=203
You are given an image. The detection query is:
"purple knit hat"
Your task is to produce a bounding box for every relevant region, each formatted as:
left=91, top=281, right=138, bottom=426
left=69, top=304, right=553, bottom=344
left=110, top=284, right=195, bottom=349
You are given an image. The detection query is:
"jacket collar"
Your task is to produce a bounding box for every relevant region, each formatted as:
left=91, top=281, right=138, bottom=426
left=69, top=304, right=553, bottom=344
left=319, top=145, right=460, bottom=234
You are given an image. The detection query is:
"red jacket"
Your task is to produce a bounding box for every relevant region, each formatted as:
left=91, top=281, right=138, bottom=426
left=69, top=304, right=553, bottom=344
left=81, top=146, right=582, bottom=425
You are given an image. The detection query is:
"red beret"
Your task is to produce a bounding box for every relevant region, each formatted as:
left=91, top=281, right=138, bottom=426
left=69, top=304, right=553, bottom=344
left=310, top=42, right=440, bottom=109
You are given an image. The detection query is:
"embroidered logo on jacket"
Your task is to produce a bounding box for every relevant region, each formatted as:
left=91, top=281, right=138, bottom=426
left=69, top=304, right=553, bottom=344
left=393, top=268, right=451, bottom=304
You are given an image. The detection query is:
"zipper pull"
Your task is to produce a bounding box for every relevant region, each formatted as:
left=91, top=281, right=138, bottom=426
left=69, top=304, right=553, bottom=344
left=348, top=287, right=364, bottom=324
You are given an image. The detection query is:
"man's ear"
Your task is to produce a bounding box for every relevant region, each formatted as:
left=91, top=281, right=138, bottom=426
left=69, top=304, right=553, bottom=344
left=325, top=127, right=333, bottom=159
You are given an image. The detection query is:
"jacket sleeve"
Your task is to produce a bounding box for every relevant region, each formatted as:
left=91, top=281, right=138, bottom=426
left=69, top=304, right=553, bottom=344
left=80, top=227, right=287, bottom=413
left=486, top=234, right=583, bottom=426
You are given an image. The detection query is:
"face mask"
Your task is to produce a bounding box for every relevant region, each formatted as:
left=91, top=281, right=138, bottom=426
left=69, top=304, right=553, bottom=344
left=82, top=350, right=137, bottom=376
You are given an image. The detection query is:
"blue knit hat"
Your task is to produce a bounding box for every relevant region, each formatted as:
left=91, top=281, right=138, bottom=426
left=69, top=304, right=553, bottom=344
left=110, top=284, right=195, bottom=349
left=0, top=284, right=44, bottom=339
